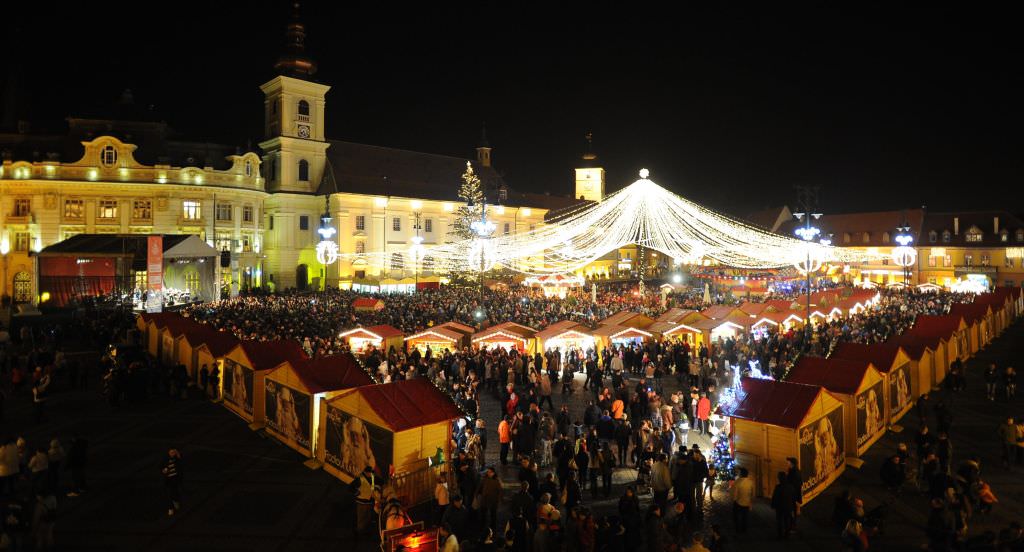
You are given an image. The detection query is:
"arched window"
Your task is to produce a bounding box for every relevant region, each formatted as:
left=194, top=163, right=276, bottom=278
left=13, top=272, right=32, bottom=303
left=390, top=252, right=405, bottom=270
left=244, top=160, right=252, bottom=177
left=928, top=230, right=937, bottom=243
left=298, top=100, right=310, bottom=117
left=942, top=230, right=951, bottom=243
left=298, top=160, right=309, bottom=181
left=100, top=145, right=118, bottom=168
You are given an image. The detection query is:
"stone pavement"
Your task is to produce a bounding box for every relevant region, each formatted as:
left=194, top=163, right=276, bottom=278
left=1, top=322, right=1021, bottom=551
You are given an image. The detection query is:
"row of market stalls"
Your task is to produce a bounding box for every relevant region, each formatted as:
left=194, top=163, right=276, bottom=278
left=718, top=287, right=1023, bottom=503
left=135, top=312, right=466, bottom=506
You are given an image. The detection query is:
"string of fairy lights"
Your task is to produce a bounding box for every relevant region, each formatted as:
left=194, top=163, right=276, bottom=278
left=331, top=169, right=885, bottom=276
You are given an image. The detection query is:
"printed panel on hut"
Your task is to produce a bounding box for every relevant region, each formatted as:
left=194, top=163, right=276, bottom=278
left=831, top=342, right=914, bottom=426
left=887, top=334, right=939, bottom=397
left=719, top=378, right=845, bottom=502
left=904, top=314, right=968, bottom=384
left=948, top=302, right=992, bottom=355
left=221, top=339, right=309, bottom=429
left=318, top=379, right=463, bottom=505
left=786, top=356, right=885, bottom=462
left=191, top=327, right=240, bottom=396
left=263, top=352, right=376, bottom=465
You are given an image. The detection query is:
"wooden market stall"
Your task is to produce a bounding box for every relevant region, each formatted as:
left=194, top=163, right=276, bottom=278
left=720, top=378, right=845, bottom=502
left=263, top=353, right=377, bottom=462
left=318, top=378, right=464, bottom=505
left=221, top=339, right=309, bottom=428
left=338, top=325, right=405, bottom=355
left=472, top=321, right=539, bottom=354
left=138, top=312, right=179, bottom=359
left=535, top=320, right=596, bottom=355
left=750, top=310, right=804, bottom=334
left=192, top=329, right=240, bottom=393
left=352, top=297, right=385, bottom=313
left=786, top=356, right=886, bottom=461
left=948, top=302, right=992, bottom=355
left=831, top=342, right=915, bottom=425
left=649, top=309, right=703, bottom=346
left=158, top=315, right=202, bottom=368
left=404, top=322, right=475, bottom=355
left=905, top=314, right=968, bottom=382
left=888, top=334, right=939, bottom=395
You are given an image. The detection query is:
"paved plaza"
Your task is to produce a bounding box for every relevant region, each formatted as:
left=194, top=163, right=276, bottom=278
left=2, top=322, right=1023, bottom=551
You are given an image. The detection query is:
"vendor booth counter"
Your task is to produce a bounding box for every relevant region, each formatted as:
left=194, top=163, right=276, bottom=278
left=318, top=379, right=463, bottom=505
left=404, top=322, right=474, bottom=355
left=721, top=378, right=845, bottom=502
left=221, top=339, right=309, bottom=429
left=535, top=320, right=595, bottom=355
left=472, top=322, right=539, bottom=354
left=339, top=325, right=405, bottom=355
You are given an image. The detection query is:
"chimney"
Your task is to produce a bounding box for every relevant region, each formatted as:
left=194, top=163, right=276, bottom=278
left=954, top=217, right=959, bottom=236
left=994, top=216, right=1000, bottom=234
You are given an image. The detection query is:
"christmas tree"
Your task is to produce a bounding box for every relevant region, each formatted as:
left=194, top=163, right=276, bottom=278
left=445, top=162, right=487, bottom=285
left=709, top=430, right=736, bottom=481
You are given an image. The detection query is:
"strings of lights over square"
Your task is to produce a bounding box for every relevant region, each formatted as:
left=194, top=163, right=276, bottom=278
left=335, top=169, right=883, bottom=275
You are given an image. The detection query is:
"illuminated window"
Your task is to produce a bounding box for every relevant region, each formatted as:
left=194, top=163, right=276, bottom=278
left=928, top=256, right=937, bottom=267
left=355, top=241, right=365, bottom=254
left=183, top=200, right=201, bottom=221
left=242, top=235, right=252, bottom=252
left=216, top=203, right=233, bottom=222
left=425, top=218, right=433, bottom=233
left=215, top=232, right=233, bottom=252
left=299, top=215, right=309, bottom=230
left=943, top=255, right=952, bottom=267
left=134, top=271, right=147, bottom=290
left=13, top=198, right=30, bottom=217
left=298, top=159, right=309, bottom=181
left=390, top=252, right=404, bottom=270
left=98, top=199, right=118, bottom=220
left=243, top=205, right=254, bottom=223
left=392, top=217, right=401, bottom=231
left=942, top=231, right=951, bottom=243
left=981, top=254, right=990, bottom=266
left=882, top=232, right=890, bottom=244
left=63, top=199, right=84, bottom=220
left=1000, top=231, right=1008, bottom=242
left=14, top=232, right=30, bottom=252
left=133, top=200, right=152, bottom=221
left=355, top=215, right=365, bottom=231
left=965, top=255, right=973, bottom=266
left=1005, top=257, right=1014, bottom=268
left=843, top=233, right=851, bottom=244
left=966, top=227, right=983, bottom=242
left=100, top=145, right=118, bottom=167
left=862, top=232, right=870, bottom=243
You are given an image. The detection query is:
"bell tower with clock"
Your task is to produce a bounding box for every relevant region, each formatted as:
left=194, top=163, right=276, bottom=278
left=258, top=2, right=330, bottom=194
left=574, top=132, right=605, bottom=202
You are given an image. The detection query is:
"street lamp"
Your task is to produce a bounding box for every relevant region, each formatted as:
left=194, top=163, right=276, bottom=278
left=793, top=211, right=823, bottom=347
left=892, top=225, right=916, bottom=290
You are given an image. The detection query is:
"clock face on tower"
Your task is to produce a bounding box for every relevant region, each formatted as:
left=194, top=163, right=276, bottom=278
left=297, top=124, right=310, bottom=139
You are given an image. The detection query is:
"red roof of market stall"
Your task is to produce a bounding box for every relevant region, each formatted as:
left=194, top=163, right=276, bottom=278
left=291, top=353, right=376, bottom=393
left=237, top=339, right=310, bottom=371
left=719, top=377, right=826, bottom=429
left=831, top=342, right=904, bottom=373
left=886, top=334, right=938, bottom=361
left=906, top=314, right=964, bottom=340
left=352, top=379, right=464, bottom=431
left=787, top=356, right=876, bottom=396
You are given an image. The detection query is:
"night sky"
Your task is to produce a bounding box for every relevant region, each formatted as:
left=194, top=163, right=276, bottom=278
left=5, top=3, right=1022, bottom=216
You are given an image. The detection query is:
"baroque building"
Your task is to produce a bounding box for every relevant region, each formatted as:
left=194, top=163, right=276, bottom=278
left=0, top=7, right=589, bottom=302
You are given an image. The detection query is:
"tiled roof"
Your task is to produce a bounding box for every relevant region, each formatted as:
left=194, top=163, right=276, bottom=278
left=920, top=211, right=1024, bottom=248
left=778, top=209, right=925, bottom=248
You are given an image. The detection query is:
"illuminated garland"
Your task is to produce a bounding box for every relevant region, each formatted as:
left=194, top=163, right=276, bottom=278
left=336, top=169, right=882, bottom=275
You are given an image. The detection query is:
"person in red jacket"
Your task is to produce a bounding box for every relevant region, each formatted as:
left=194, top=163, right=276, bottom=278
left=696, top=393, right=712, bottom=436
left=498, top=416, right=512, bottom=466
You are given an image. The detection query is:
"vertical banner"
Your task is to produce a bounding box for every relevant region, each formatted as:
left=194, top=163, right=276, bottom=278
left=146, top=236, right=163, bottom=313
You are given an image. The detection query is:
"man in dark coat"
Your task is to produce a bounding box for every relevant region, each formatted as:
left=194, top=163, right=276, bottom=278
left=770, top=471, right=797, bottom=539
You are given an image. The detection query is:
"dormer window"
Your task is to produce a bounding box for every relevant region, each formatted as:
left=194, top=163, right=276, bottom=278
left=100, top=145, right=117, bottom=168
left=1001, top=230, right=1009, bottom=242
left=1017, top=229, right=1024, bottom=242
left=965, top=226, right=983, bottom=242
left=929, top=230, right=937, bottom=243
left=244, top=160, right=252, bottom=177
left=498, top=187, right=508, bottom=202
left=843, top=233, right=851, bottom=244
left=882, top=232, right=890, bottom=244
left=942, top=230, right=951, bottom=243
left=862, top=232, right=870, bottom=243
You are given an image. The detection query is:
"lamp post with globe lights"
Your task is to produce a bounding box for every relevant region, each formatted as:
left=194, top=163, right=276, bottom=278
left=792, top=185, right=824, bottom=347
left=891, top=224, right=917, bottom=290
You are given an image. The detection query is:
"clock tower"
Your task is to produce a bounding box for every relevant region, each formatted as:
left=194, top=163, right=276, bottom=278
left=258, top=2, right=330, bottom=194
left=574, top=132, right=605, bottom=202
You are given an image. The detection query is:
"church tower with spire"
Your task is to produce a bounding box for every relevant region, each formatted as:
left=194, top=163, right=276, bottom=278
left=258, top=1, right=331, bottom=194
left=475, top=123, right=492, bottom=168
left=574, top=132, right=605, bottom=202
